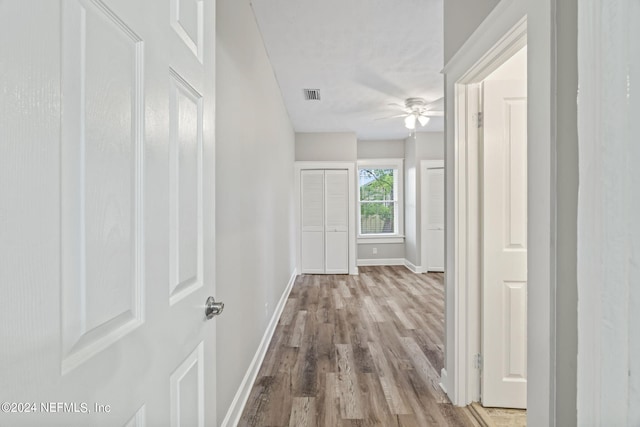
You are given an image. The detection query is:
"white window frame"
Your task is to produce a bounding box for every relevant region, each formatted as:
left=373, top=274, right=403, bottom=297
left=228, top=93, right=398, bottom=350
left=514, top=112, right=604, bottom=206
left=357, top=159, right=404, bottom=243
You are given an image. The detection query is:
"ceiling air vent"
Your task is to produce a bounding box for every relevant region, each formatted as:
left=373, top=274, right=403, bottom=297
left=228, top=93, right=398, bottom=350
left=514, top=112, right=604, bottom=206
left=303, top=88, right=321, bottom=101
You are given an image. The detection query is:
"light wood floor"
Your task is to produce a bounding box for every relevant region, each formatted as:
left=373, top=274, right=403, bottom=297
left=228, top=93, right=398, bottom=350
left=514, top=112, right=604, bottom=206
left=239, top=266, right=478, bottom=427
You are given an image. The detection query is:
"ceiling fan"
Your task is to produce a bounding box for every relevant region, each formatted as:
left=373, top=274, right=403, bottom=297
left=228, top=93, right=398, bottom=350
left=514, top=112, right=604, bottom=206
left=381, top=97, right=444, bottom=130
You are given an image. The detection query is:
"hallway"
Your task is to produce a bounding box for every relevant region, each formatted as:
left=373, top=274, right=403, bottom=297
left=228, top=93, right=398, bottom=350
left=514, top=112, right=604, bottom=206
left=239, top=266, right=476, bottom=426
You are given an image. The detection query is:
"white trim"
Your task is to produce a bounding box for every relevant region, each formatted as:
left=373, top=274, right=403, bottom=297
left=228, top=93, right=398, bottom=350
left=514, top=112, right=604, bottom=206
left=443, top=0, right=530, bottom=409
left=357, top=258, right=405, bottom=267
left=220, top=269, right=298, bottom=427
left=357, top=158, right=405, bottom=169
left=420, top=160, right=445, bottom=273
left=356, top=158, right=404, bottom=238
left=404, top=259, right=426, bottom=274
left=357, top=258, right=430, bottom=274
left=440, top=368, right=449, bottom=394
left=294, top=162, right=358, bottom=275
left=357, top=236, right=404, bottom=245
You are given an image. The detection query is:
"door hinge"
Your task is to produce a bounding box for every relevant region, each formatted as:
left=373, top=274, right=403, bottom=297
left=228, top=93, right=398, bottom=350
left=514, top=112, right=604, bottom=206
left=477, top=112, right=484, bottom=128
left=474, top=353, right=483, bottom=370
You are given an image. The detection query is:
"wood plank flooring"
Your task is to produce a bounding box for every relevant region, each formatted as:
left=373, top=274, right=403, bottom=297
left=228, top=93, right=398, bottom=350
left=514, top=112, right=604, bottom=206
left=239, top=266, right=477, bottom=427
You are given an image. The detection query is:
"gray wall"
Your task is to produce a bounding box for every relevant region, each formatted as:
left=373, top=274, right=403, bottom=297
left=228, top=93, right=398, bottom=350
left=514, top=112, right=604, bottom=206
left=357, top=139, right=405, bottom=159
left=216, top=0, right=296, bottom=422
left=404, top=133, right=444, bottom=267
left=443, top=0, right=500, bottom=64
left=295, top=132, right=357, bottom=161
left=415, top=132, right=445, bottom=160
left=555, top=0, right=578, bottom=424
left=357, top=243, right=405, bottom=261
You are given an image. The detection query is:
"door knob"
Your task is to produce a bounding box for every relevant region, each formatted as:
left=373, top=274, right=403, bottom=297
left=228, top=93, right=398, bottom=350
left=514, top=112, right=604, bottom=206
left=205, top=296, right=224, bottom=319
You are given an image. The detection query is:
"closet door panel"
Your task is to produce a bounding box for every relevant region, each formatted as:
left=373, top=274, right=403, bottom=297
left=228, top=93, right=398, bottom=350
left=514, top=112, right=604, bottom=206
left=325, top=170, right=349, bottom=232
left=302, top=232, right=325, bottom=273
left=325, top=231, right=348, bottom=273
left=324, top=170, right=348, bottom=273
left=301, top=170, right=324, bottom=273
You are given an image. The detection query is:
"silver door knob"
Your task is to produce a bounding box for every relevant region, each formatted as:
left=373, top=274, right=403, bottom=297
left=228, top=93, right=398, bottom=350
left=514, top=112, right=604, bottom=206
left=205, top=296, right=224, bottom=319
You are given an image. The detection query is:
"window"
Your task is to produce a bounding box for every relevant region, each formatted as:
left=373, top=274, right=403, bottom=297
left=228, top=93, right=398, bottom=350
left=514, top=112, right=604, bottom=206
left=357, top=159, right=403, bottom=238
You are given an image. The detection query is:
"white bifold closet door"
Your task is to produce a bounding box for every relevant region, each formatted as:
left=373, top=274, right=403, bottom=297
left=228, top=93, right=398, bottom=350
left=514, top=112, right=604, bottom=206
left=301, top=169, right=349, bottom=274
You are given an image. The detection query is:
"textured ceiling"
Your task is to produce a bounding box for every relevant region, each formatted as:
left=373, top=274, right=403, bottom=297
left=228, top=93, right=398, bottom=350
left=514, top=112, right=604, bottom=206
left=250, top=0, right=444, bottom=140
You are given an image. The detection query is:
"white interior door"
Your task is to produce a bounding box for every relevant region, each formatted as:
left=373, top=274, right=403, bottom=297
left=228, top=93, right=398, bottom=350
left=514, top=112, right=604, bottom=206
left=324, top=170, right=349, bottom=274
left=422, top=161, right=445, bottom=272
left=0, top=0, right=217, bottom=425
left=481, top=79, right=527, bottom=409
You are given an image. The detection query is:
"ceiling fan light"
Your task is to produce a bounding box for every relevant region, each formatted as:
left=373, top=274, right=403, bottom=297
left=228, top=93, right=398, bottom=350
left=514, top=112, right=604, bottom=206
left=404, top=114, right=417, bottom=129
left=417, top=115, right=430, bottom=127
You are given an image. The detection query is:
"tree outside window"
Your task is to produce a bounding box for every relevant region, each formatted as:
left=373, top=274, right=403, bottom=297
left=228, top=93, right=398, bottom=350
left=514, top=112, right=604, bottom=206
left=359, top=168, right=397, bottom=234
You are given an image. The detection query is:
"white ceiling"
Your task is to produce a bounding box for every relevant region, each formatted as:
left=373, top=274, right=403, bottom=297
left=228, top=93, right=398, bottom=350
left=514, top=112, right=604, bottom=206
left=250, top=0, right=444, bottom=140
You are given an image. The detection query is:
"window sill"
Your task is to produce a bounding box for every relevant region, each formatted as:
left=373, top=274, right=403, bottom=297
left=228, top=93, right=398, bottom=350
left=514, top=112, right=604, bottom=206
left=357, top=236, right=405, bottom=245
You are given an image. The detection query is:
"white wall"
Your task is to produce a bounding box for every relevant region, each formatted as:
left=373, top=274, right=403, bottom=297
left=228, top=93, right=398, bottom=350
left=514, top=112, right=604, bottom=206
left=577, top=0, right=639, bottom=424
left=295, top=132, right=357, bottom=161
left=443, top=0, right=500, bottom=64
left=216, top=0, right=296, bottom=423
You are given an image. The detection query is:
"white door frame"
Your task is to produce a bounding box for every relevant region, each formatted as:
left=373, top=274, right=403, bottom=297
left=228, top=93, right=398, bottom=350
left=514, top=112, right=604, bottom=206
left=442, top=0, right=549, bottom=410
left=294, top=161, right=358, bottom=275
left=421, top=159, right=445, bottom=272
left=444, top=0, right=563, bottom=419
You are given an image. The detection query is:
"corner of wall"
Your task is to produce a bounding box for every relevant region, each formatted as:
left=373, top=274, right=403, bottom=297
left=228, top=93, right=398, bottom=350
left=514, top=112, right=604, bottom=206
left=220, top=269, right=297, bottom=427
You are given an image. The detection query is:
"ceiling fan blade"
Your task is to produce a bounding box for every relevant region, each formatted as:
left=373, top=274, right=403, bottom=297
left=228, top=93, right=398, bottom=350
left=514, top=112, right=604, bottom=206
left=423, top=97, right=445, bottom=113
left=354, top=67, right=407, bottom=98
left=421, top=111, right=444, bottom=117
left=387, top=103, right=411, bottom=114
left=375, top=113, right=408, bottom=121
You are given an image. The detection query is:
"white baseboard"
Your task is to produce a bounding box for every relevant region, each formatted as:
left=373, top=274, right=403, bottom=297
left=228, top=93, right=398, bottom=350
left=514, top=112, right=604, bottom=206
left=220, top=269, right=297, bottom=427
left=404, top=259, right=426, bottom=273
left=357, top=258, right=430, bottom=274
left=440, top=368, right=448, bottom=394
left=357, top=258, right=405, bottom=266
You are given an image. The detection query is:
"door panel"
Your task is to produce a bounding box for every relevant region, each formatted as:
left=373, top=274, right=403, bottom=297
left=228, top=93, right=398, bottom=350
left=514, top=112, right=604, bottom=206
left=302, top=232, right=325, bottom=273
left=325, top=231, right=348, bottom=274
left=0, top=0, right=217, bottom=425
left=325, top=170, right=349, bottom=273
left=170, top=343, right=205, bottom=427
left=60, top=0, right=145, bottom=374
left=481, top=79, right=527, bottom=409
left=301, top=170, right=325, bottom=273
left=325, top=170, right=349, bottom=233
left=301, top=170, right=325, bottom=231
left=169, top=69, right=204, bottom=305
left=423, top=164, right=445, bottom=272
left=123, top=407, right=146, bottom=427
left=170, top=0, right=204, bottom=62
